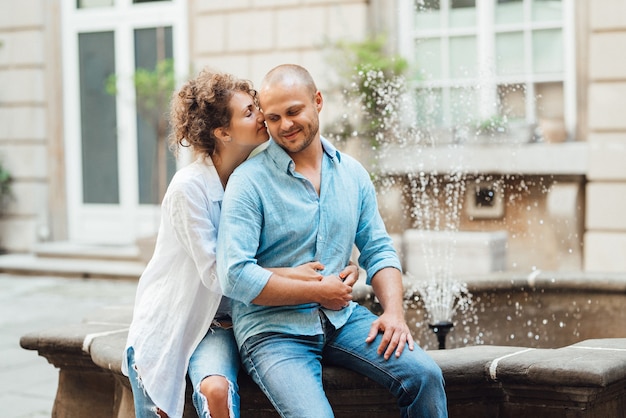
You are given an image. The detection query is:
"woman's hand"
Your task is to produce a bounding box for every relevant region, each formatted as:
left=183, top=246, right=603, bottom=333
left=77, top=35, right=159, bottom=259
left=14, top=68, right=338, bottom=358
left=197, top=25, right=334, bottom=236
left=268, top=261, right=325, bottom=281
left=338, top=261, right=359, bottom=288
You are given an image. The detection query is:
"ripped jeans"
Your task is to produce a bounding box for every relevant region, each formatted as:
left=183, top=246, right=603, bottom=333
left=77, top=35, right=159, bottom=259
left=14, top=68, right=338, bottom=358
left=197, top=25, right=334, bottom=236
left=188, top=319, right=241, bottom=418
left=127, top=320, right=240, bottom=418
left=126, top=346, right=166, bottom=417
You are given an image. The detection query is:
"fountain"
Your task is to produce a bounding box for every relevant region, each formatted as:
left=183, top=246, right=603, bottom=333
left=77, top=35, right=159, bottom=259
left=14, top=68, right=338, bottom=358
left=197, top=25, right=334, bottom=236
left=327, top=39, right=624, bottom=354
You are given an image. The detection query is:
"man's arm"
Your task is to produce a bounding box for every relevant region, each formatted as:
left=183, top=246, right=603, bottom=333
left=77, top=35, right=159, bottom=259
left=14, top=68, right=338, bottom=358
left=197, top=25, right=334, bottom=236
left=365, top=267, right=415, bottom=360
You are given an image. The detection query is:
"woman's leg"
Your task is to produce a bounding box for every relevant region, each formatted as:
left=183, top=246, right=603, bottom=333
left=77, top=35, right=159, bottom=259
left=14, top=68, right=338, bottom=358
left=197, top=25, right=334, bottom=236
left=126, top=347, right=168, bottom=418
left=188, top=322, right=241, bottom=418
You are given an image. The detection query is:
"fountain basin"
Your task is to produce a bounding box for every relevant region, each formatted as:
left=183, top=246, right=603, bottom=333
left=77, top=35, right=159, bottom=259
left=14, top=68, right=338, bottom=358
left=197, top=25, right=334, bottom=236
left=364, top=271, right=626, bottom=350
left=19, top=271, right=626, bottom=417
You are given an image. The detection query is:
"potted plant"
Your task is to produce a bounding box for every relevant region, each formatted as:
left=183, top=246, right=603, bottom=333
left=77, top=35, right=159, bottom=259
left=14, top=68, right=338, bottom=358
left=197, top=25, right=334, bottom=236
left=106, top=57, right=175, bottom=203
left=326, top=35, right=409, bottom=151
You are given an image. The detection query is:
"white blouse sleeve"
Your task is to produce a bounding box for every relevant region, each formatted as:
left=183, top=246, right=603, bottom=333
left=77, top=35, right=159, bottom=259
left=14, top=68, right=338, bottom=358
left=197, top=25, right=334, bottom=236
left=165, top=181, right=222, bottom=294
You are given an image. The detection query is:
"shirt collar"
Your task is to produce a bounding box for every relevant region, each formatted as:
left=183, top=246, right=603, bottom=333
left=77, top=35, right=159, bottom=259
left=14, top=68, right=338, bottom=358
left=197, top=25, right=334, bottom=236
left=267, top=136, right=342, bottom=174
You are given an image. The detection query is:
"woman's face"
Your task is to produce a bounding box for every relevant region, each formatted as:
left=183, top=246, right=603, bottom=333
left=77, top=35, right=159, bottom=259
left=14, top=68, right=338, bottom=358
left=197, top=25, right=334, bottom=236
left=226, top=91, right=269, bottom=147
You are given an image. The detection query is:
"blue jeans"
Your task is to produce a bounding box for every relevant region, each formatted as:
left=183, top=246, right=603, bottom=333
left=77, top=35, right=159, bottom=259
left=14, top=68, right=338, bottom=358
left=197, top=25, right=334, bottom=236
left=126, top=346, right=162, bottom=418
left=240, top=305, right=448, bottom=418
left=188, top=321, right=241, bottom=418
left=127, top=322, right=240, bottom=418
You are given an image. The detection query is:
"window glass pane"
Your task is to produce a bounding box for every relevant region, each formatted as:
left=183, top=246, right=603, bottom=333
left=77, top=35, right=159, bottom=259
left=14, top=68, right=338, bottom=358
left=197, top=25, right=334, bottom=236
left=535, top=82, right=563, bottom=119
left=134, top=0, right=170, bottom=3
left=495, top=31, right=524, bottom=75
left=450, top=36, right=477, bottom=78
left=532, top=0, right=562, bottom=22
left=134, top=26, right=176, bottom=205
left=450, top=86, right=479, bottom=126
left=535, top=82, right=566, bottom=141
left=415, top=87, right=443, bottom=127
left=78, top=31, right=119, bottom=204
left=77, top=0, right=113, bottom=8
left=415, top=38, right=442, bottom=80
left=533, top=29, right=563, bottom=73
left=450, top=0, right=476, bottom=28
left=495, top=0, right=523, bottom=25
left=415, top=0, right=441, bottom=29
left=498, top=83, right=526, bottom=119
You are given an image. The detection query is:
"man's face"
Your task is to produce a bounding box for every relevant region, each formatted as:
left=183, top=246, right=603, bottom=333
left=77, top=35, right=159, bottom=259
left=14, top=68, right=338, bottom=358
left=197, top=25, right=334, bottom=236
left=259, top=81, right=322, bottom=155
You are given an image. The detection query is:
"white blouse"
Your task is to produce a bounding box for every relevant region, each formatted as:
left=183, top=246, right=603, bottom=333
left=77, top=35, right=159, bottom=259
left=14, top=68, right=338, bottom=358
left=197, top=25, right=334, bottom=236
left=122, top=155, right=225, bottom=418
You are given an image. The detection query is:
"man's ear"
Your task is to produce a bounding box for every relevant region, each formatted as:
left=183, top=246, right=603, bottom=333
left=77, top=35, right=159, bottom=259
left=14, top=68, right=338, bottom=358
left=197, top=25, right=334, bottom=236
left=315, top=91, right=323, bottom=113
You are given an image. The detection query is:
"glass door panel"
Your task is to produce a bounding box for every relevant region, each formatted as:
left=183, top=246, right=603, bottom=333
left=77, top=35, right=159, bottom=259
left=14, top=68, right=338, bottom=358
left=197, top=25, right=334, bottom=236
left=134, top=26, right=176, bottom=204
left=78, top=31, right=119, bottom=204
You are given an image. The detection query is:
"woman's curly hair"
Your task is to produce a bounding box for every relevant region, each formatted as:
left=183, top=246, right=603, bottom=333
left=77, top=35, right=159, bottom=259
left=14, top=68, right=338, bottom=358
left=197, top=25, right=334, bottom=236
left=169, top=69, right=258, bottom=158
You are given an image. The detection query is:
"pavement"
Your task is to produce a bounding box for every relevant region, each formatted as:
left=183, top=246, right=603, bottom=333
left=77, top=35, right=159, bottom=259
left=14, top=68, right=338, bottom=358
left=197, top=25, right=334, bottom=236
left=0, top=273, right=138, bottom=418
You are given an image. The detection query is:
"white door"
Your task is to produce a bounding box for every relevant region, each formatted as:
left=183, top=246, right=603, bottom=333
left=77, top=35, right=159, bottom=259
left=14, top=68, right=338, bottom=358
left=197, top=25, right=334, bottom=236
left=61, top=0, right=188, bottom=244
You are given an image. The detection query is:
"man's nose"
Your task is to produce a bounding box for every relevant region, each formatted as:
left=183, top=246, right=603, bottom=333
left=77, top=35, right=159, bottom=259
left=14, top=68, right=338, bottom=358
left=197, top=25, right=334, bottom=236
left=281, top=118, right=294, bottom=131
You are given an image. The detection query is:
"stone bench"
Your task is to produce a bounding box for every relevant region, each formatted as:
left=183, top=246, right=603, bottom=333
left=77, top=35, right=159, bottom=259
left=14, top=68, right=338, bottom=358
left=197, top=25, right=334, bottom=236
left=20, top=303, right=626, bottom=417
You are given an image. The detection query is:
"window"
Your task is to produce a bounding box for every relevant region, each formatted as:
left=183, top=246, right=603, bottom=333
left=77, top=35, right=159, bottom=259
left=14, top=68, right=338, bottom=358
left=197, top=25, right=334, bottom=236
left=399, top=0, right=574, bottom=143
left=62, top=0, right=188, bottom=243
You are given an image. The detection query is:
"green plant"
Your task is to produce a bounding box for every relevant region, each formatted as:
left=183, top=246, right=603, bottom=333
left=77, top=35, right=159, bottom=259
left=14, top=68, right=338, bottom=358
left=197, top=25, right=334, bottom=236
left=474, top=115, right=508, bottom=135
left=327, top=35, right=409, bottom=146
left=0, top=161, right=13, bottom=214
left=106, top=58, right=175, bottom=202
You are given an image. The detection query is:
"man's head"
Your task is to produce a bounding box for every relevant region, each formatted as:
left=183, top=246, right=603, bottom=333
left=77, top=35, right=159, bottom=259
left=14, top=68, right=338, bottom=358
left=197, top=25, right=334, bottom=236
left=259, top=64, right=323, bottom=155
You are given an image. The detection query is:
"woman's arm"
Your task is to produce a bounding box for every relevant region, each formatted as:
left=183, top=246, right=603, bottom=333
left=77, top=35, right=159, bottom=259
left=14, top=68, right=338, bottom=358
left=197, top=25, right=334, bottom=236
left=254, top=262, right=360, bottom=310
left=267, top=261, right=359, bottom=286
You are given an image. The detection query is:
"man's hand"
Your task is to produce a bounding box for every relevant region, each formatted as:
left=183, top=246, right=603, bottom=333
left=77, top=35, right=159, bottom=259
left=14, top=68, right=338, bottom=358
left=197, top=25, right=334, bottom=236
left=365, top=311, right=415, bottom=360
left=316, top=275, right=353, bottom=310
left=366, top=267, right=414, bottom=360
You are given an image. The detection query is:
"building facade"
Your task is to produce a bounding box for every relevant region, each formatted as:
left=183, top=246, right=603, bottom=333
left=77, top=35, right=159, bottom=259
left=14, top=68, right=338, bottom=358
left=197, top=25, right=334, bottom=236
left=0, top=0, right=624, bottom=273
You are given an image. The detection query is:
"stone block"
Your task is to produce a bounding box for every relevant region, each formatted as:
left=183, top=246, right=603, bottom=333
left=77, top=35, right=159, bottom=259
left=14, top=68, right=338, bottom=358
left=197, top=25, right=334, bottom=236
left=250, top=51, right=301, bottom=83
left=0, top=30, right=44, bottom=67
left=276, top=7, right=326, bottom=49
left=0, top=143, right=47, bottom=178
left=326, top=2, right=368, bottom=41
left=251, top=0, right=299, bottom=7
left=0, top=69, right=45, bottom=103
left=2, top=181, right=47, bottom=217
left=584, top=232, right=626, bottom=272
left=226, top=10, right=273, bottom=52
left=0, top=107, right=46, bottom=140
left=402, top=230, right=507, bottom=280
left=194, top=55, right=252, bottom=81
left=588, top=133, right=626, bottom=180
left=588, top=82, right=626, bottom=130
left=589, top=32, right=626, bottom=80
left=193, top=15, right=226, bottom=54
left=585, top=183, right=626, bottom=230
left=194, top=0, right=252, bottom=13
left=590, top=0, right=626, bottom=30
left=0, top=0, right=43, bottom=28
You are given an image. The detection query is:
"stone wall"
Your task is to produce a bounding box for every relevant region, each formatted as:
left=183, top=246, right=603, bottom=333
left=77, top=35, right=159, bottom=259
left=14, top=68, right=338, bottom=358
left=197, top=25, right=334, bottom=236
left=585, top=0, right=626, bottom=272
left=0, top=0, right=63, bottom=251
left=187, top=0, right=369, bottom=130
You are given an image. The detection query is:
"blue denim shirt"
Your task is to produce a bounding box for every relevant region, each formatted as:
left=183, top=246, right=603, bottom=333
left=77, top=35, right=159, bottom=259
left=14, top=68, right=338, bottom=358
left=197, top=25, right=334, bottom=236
left=217, top=137, right=402, bottom=347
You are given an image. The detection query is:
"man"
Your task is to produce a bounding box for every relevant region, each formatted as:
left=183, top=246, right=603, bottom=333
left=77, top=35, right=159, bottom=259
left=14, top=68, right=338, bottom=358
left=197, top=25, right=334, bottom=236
left=217, top=64, right=448, bottom=417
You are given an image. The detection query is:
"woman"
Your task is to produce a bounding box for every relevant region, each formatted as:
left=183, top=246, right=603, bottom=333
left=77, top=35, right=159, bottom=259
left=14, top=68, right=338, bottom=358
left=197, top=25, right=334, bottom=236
left=122, top=69, right=357, bottom=418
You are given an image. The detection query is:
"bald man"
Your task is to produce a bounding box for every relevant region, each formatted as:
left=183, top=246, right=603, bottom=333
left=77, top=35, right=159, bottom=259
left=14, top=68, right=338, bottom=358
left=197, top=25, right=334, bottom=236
left=217, top=64, right=448, bottom=418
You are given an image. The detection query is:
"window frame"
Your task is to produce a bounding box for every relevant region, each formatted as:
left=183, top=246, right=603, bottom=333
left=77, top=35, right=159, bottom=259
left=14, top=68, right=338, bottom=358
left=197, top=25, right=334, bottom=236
left=397, top=0, right=576, bottom=140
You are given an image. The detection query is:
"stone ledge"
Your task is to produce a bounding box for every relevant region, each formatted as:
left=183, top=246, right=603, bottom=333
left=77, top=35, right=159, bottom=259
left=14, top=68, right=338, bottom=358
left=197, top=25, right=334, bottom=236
left=20, top=307, right=626, bottom=418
